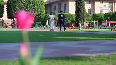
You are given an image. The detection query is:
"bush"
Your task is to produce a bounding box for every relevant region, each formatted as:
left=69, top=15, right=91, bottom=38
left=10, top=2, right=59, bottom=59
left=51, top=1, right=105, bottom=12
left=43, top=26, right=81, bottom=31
left=92, top=13, right=104, bottom=22
left=56, top=13, right=75, bottom=23
left=85, top=12, right=93, bottom=21
left=104, top=12, right=116, bottom=21
left=71, top=14, right=75, bottom=23
left=57, top=13, right=92, bottom=23
left=34, top=14, right=49, bottom=26
left=110, top=12, right=116, bottom=21
left=104, top=12, right=113, bottom=21
left=64, top=13, right=75, bottom=23
left=34, top=13, right=93, bottom=26
left=34, top=13, right=76, bottom=26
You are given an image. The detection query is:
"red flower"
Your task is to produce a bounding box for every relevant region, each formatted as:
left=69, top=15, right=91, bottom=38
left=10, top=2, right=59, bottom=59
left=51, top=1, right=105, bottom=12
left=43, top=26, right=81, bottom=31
left=14, top=9, right=35, bottom=29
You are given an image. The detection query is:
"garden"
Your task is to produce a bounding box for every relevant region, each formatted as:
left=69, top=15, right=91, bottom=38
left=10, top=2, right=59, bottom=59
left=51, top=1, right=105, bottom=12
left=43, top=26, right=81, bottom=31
left=0, top=30, right=116, bottom=43
left=0, top=0, right=116, bottom=65
left=0, top=30, right=116, bottom=65
left=33, top=12, right=116, bottom=30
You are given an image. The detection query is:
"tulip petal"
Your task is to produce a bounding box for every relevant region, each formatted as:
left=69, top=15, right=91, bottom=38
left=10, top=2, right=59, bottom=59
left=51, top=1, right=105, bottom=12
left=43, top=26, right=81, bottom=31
left=14, top=9, right=35, bottom=29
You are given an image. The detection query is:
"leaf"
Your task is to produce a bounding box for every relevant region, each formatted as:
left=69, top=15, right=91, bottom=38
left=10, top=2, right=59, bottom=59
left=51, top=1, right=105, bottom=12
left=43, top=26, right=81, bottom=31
left=31, top=46, right=44, bottom=65
left=18, top=51, right=27, bottom=65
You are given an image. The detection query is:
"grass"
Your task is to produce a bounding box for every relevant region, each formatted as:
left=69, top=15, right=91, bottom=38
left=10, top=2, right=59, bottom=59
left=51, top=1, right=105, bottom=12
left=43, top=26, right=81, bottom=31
left=0, top=54, right=116, bottom=65
left=66, top=29, right=116, bottom=32
left=0, top=29, right=116, bottom=65
left=83, top=30, right=114, bottom=32
left=0, top=30, right=116, bottom=43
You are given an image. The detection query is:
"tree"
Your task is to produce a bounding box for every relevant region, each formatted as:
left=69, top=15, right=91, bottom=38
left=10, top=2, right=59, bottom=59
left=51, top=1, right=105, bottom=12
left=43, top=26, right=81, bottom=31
left=0, top=0, right=4, bottom=18
left=75, top=0, right=85, bottom=26
left=7, top=0, right=45, bottom=19
left=85, top=12, right=93, bottom=21
left=110, top=12, right=116, bottom=21
left=92, top=13, right=104, bottom=22
left=104, top=12, right=113, bottom=21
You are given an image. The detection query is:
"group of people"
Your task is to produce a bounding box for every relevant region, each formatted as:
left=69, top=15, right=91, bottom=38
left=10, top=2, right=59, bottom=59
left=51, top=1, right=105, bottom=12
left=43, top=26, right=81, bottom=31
left=1, top=11, right=65, bottom=30
left=0, top=19, right=16, bottom=28
left=0, top=19, right=6, bottom=28
left=48, top=11, right=66, bottom=31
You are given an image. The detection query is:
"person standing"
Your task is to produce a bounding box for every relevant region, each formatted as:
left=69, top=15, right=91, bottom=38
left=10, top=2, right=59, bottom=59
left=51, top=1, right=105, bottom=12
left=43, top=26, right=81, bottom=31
left=5, top=23, right=7, bottom=28
left=12, top=19, right=15, bottom=28
left=1, top=19, right=4, bottom=28
left=48, top=12, right=56, bottom=31
left=58, top=11, right=66, bottom=31
left=11, top=19, right=14, bottom=28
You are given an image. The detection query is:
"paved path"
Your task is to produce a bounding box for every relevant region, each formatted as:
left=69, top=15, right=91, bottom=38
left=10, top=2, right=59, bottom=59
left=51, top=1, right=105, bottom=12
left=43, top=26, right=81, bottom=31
left=0, top=40, right=116, bottom=60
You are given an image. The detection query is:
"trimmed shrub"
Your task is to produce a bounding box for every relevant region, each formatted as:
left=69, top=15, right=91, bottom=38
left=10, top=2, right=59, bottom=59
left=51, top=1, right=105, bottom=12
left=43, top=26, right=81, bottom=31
left=85, top=12, right=93, bottom=21
left=110, top=12, right=116, bottom=21
left=64, top=13, right=75, bottom=23
left=56, top=13, right=75, bottom=23
left=34, top=13, right=93, bottom=26
left=92, top=13, right=104, bottom=22
left=104, top=12, right=113, bottom=21
left=34, top=14, right=49, bottom=26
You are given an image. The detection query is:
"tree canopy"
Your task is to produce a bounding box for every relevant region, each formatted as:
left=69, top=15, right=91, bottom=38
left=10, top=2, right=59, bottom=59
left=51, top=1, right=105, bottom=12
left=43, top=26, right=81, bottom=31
left=75, top=0, right=85, bottom=25
left=0, top=0, right=4, bottom=18
left=7, top=0, right=45, bottom=19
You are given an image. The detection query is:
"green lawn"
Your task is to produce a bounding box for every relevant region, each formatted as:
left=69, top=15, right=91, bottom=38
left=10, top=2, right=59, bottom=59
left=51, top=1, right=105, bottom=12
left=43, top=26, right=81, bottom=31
left=0, top=54, right=116, bottom=65
left=66, top=29, right=116, bottom=32
left=0, top=29, right=116, bottom=65
left=0, top=30, right=116, bottom=43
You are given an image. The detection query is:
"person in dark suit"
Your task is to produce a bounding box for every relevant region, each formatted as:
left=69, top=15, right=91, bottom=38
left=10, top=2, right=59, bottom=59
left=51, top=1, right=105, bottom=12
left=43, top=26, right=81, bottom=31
left=58, top=11, right=66, bottom=31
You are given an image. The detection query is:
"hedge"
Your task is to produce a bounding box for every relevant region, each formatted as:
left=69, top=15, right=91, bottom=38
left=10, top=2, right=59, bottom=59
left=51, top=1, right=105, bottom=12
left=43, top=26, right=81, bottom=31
left=104, top=12, right=113, bottom=21
left=56, top=13, right=75, bottom=23
left=92, top=13, right=104, bottom=22
left=34, top=13, right=92, bottom=25
left=34, top=14, right=50, bottom=26
left=85, top=12, right=93, bottom=21
left=93, top=12, right=116, bottom=22
left=110, top=12, right=116, bottom=21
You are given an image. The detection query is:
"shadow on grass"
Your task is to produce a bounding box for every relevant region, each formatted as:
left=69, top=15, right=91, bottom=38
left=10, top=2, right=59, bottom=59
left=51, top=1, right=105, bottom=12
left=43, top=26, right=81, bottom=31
left=0, top=31, right=116, bottom=43
left=41, top=53, right=116, bottom=62
left=0, top=54, right=116, bottom=65
left=42, top=56, right=93, bottom=61
left=40, top=54, right=116, bottom=65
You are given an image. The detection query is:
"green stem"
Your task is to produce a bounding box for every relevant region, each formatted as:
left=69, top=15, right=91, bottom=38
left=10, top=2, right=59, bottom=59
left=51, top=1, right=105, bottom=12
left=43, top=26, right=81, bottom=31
left=22, top=30, right=32, bottom=64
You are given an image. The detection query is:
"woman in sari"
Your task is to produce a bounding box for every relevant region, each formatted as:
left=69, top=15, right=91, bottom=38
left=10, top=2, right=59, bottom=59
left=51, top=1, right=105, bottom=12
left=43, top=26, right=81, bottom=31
left=48, top=12, right=56, bottom=31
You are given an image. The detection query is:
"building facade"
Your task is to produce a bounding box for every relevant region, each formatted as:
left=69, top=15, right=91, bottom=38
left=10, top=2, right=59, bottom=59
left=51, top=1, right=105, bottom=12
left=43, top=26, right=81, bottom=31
left=45, top=0, right=116, bottom=14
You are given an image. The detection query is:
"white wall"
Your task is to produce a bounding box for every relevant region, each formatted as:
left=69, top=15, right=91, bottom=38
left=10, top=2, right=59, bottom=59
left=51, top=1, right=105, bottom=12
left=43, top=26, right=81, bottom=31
left=95, top=1, right=111, bottom=14
left=85, top=1, right=91, bottom=14
left=46, top=0, right=69, bottom=13
left=46, top=0, right=116, bottom=14
left=69, top=0, right=75, bottom=14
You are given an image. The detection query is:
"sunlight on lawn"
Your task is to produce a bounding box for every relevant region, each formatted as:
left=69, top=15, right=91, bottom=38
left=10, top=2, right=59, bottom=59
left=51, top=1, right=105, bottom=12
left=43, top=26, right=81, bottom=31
left=55, top=37, right=116, bottom=40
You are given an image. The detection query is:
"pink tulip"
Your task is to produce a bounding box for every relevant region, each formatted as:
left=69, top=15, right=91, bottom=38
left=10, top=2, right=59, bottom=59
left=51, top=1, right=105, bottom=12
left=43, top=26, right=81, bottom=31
left=20, top=43, right=29, bottom=57
left=14, top=9, right=35, bottom=29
